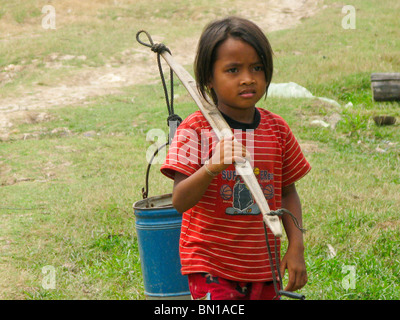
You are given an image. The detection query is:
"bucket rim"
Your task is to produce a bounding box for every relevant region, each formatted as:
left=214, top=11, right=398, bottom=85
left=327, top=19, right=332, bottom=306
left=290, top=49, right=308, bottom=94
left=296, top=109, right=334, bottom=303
left=133, top=193, right=174, bottom=210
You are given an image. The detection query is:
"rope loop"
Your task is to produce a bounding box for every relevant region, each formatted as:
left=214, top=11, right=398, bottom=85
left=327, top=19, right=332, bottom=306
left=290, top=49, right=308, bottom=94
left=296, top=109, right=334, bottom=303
left=268, top=208, right=306, bottom=233
left=136, top=30, right=154, bottom=48
left=136, top=30, right=171, bottom=54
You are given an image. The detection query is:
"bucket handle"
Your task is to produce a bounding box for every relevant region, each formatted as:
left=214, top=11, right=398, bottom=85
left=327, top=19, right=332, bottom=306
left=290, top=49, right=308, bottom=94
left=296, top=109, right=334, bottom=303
left=142, top=142, right=168, bottom=199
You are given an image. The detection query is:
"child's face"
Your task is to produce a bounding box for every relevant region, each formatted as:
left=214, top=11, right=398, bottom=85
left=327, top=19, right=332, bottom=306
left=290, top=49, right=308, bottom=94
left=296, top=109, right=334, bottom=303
left=209, top=37, right=267, bottom=114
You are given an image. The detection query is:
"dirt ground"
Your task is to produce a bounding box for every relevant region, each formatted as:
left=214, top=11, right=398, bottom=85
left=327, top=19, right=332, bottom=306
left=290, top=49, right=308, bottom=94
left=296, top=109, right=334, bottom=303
left=0, top=0, right=321, bottom=139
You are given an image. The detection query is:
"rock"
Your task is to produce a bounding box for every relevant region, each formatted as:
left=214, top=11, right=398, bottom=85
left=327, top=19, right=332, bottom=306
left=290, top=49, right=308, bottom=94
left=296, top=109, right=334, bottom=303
left=267, top=82, right=341, bottom=108
left=268, top=82, right=314, bottom=98
left=310, top=119, right=330, bottom=128
left=373, top=116, right=396, bottom=126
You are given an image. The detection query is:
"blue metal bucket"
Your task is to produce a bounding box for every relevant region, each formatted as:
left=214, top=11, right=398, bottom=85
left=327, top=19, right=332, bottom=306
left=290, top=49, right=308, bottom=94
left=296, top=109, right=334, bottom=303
left=133, top=193, right=191, bottom=300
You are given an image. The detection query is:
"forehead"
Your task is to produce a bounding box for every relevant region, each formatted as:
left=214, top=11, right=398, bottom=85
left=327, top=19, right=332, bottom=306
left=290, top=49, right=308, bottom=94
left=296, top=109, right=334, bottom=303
left=215, top=37, right=260, bottom=63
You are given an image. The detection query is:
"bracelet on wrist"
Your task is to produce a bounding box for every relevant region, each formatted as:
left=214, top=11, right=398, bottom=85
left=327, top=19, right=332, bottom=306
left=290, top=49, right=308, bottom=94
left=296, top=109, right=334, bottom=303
left=204, top=160, right=219, bottom=177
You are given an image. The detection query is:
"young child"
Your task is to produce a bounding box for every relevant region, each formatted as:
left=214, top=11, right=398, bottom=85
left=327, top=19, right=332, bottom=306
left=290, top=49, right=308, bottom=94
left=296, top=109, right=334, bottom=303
left=161, top=16, right=311, bottom=300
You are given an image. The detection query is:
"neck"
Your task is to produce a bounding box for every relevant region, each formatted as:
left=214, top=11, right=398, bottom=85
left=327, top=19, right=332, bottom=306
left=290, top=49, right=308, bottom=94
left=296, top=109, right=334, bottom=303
left=217, top=106, right=256, bottom=124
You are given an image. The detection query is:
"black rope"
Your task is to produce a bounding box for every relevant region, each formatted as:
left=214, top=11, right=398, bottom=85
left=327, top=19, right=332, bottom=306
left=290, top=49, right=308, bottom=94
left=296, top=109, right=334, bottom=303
left=136, top=30, right=182, bottom=198
left=136, top=30, right=182, bottom=132
left=264, top=223, right=281, bottom=298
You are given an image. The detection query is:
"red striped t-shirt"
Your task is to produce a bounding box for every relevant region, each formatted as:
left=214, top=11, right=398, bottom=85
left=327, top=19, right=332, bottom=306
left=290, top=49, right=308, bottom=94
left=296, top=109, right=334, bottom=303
left=161, top=107, right=311, bottom=282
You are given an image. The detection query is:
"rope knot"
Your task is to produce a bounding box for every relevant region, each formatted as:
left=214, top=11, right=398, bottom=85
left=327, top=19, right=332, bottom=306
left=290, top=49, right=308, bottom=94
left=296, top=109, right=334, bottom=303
left=151, top=43, right=171, bottom=55
left=167, top=114, right=182, bottom=127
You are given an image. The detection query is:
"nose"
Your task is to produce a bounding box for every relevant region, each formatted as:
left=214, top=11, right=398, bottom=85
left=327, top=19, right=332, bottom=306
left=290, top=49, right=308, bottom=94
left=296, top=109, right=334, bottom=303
left=240, top=71, right=255, bottom=86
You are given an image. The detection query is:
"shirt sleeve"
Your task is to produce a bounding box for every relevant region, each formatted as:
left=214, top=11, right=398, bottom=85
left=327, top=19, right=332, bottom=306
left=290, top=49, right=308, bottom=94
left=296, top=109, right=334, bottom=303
left=160, top=118, right=203, bottom=180
left=281, top=126, right=311, bottom=187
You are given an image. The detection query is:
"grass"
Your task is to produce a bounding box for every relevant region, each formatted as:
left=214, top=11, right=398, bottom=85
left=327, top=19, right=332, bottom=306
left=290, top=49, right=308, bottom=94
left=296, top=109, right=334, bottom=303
left=1, top=0, right=399, bottom=299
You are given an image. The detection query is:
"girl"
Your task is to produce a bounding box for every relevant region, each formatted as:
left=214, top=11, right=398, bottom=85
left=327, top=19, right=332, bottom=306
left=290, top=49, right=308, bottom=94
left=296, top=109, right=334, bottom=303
left=161, top=16, right=311, bottom=300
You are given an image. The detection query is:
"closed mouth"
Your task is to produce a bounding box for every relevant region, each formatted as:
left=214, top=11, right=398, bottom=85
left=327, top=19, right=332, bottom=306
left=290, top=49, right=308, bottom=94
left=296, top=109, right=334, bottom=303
left=239, top=89, right=256, bottom=98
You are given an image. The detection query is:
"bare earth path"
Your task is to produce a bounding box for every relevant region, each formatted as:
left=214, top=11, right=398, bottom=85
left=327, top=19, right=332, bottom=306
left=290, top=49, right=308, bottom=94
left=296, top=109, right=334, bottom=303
left=0, top=0, right=321, bottom=138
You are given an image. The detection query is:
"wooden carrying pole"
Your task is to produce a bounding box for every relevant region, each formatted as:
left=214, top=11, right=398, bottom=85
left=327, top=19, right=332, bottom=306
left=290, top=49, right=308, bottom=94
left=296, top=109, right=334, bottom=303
left=137, top=31, right=282, bottom=237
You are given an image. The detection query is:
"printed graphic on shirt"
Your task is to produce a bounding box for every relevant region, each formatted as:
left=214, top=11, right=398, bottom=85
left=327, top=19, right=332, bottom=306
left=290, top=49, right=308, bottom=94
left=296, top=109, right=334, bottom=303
left=263, top=184, right=274, bottom=200
left=221, top=167, right=274, bottom=216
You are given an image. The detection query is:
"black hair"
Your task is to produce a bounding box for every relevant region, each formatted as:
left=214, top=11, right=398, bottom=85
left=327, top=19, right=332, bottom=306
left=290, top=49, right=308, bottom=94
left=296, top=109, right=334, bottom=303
left=194, top=16, right=274, bottom=105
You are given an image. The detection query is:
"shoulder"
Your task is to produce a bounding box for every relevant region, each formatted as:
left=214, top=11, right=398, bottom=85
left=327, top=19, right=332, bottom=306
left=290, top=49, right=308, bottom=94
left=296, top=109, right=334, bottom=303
left=181, top=111, right=209, bottom=129
left=257, top=108, right=291, bottom=133
left=176, top=111, right=214, bottom=141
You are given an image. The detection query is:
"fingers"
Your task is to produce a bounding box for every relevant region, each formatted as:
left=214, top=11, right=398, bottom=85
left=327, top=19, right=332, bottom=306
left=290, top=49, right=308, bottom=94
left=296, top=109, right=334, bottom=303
left=284, top=275, right=296, bottom=292
left=283, top=267, right=308, bottom=292
left=210, top=136, right=251, bottom=166
left=223, top=136, right=251, bottom=162
left=284, top=274, right=307, bottom=292
left=280, top=253, right=307, bottom=292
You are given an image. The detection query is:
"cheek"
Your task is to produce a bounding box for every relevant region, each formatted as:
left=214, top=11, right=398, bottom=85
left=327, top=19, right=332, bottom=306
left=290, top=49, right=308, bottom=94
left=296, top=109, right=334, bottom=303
left=258, top=75, right=267, bottom=90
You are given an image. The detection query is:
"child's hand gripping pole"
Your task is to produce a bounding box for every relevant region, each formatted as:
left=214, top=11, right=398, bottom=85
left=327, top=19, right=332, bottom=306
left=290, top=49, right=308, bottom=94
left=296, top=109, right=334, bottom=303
left=136, top=30, right=282, bottom=237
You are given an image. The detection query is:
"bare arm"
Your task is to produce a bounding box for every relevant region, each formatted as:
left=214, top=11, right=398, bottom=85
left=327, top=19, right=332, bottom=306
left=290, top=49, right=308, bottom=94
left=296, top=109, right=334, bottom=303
left=172, top=136, right=249, bottom=213
left=172, top=168, right=214, bottom=213
left=280, top=183, right=308, bottom=291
